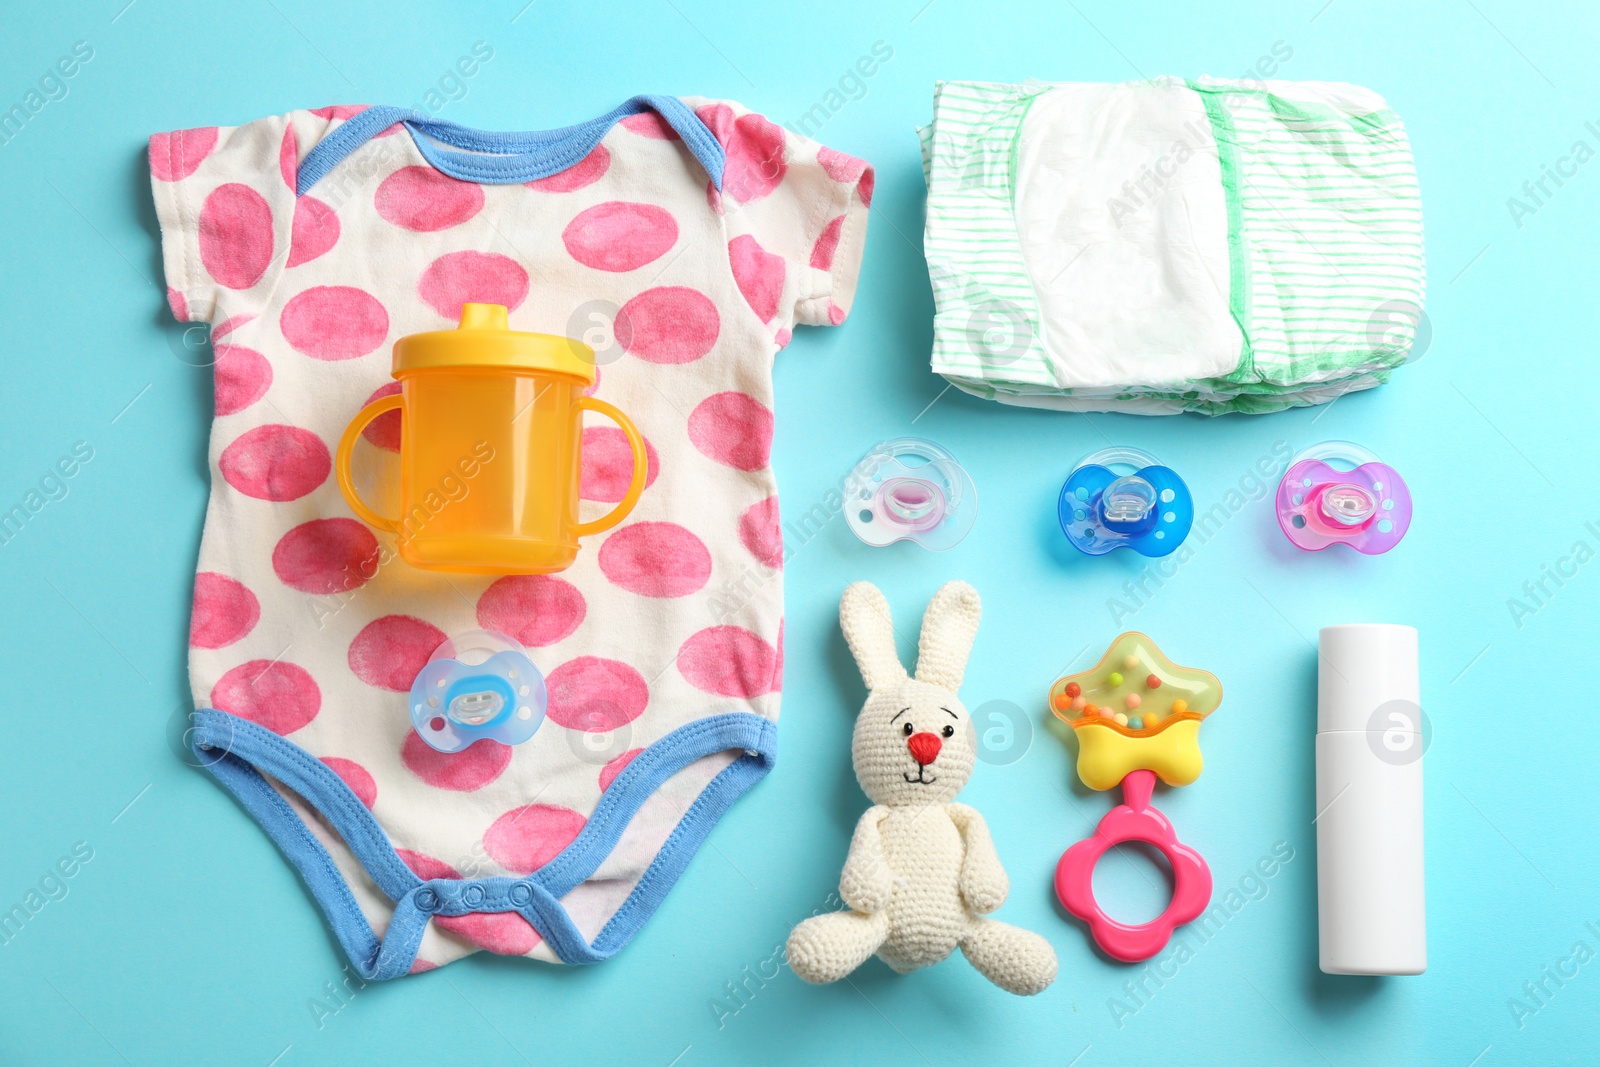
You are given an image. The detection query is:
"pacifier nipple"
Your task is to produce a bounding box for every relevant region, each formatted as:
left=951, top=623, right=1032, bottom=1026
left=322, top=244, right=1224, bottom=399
left=845, top=438, right=977, bottom=551
left=1100, top=475, right=1158, bottom=531
left=1059, top=448, right=1192, bottom=558
left=1321, top=484, right=1377, bottom=526
left=409, top=629, right=547, bottom=753
left=1276, top=442, right=1412, bottom=554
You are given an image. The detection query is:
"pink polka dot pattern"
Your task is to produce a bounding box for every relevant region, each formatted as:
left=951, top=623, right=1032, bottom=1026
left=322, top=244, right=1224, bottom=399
left=396, top=849, right=543, bottom=954
left=374, top=166, right=485, bottom=232
left=546, top=657, right=649, bottom=731
left=620, top=112, right=679, bottom=139
left=165, top=287, right=188, bottom=322
left=212, top=344, right=272, bottom=416
left=473, top=575, right=588, bottom=652
left=728, top=234, right=785, bottom=323
left=149, top=126, right=218, bottom=182
left=828, top=303, right=846, bottom=325
left=361, top=382, right=403, bottom=452
left=349, top=615, right=447, bottom=691
left=562, top=202, right=678, bottom=273
left=774, top=328, right=792, bottom=349
left=598, top=522, right=711, bottom=598
left=211, top=659, right=321, bottom=734
left=280, top=286, right=389, bottom=360
left=409, top=959, right=437, bottom=974
left=810, top=215, right=844, bottom=271
left=688, top=392, right=773, bottom=472
left=484, top=805, right=587, bottom=874
left=273, top=518, right=380, bottom=595
left=616, top=287, right=720, bottom=364
left=675, top=627, right=780, bottom=700
left=599, top=748, right=642, bottom=792
left=677, top=626, right=781, bottom=698
left=287, top=196, right=340, bottom=267
left=278, top=124, right=298, bottom=189
left=476, top=575, right=586, bottom=647
left=219, top=424, right=331, bottom=501
left=527, top=145, right=610, bottom=192
left=276, top=283, right=385, bottom=363
left=818, top=146, right=868, bottom=184
left=580, top=426, right=658, bottom=503
left=190, top=571, right=260, bottom=649
left=774, top=619, right=785, bottom=691
left=418, top=251, right=529, bottom=319
left=706, top=180, right=723, bottom=216
left=708, top=111, right=787, bottom=204
left=321, top=756, right=377, bottom=809
left=738, top=496, right=783, bottom=569
left=401, top=733, right=513, bottom=792
left=199, top=183, right=275, bottom=290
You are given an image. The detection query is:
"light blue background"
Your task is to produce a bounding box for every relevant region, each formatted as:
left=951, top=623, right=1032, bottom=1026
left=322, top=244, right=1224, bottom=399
left=1, top=0, right=1595, bottom=1063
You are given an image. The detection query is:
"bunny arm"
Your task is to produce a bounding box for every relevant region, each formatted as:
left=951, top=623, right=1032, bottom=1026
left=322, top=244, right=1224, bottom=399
left=946, top=803, right=1009, bottom=914
left=838, top=806, right=895, bottom=913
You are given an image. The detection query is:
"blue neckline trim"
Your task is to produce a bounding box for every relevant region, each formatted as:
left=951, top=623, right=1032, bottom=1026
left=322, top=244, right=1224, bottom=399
left=189, top=707, right=774, bottom=977
left=295, top=95, right=725, bottom=195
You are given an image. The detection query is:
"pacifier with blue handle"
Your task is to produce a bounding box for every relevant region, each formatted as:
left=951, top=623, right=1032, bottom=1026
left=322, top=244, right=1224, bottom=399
left=1275, top=441, right=1412, bottom=554
left=845, top=437, right=978, bottom=551
left=409, top=629, right=547, bottom=753
left=1059, top=447, right=1192, bottom=558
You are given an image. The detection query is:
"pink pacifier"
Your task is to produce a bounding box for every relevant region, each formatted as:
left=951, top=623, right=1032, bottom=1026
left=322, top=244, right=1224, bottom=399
left=844, top=437, right=978, bottom=551
left=1276, top=441, right=1412, bottom=554
left=1049, top=633, right=1222, bottom=962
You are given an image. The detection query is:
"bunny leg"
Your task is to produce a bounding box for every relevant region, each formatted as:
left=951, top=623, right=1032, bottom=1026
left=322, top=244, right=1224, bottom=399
left=960, top=918, right=1058, bottom=996
left=787, top=910, right=890, bottom=985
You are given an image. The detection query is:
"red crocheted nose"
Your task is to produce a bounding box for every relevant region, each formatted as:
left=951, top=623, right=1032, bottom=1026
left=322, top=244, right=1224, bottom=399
left=907, top=731, right=943, bottom=766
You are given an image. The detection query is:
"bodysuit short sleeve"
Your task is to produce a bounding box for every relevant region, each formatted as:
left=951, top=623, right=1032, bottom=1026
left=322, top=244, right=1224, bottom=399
left=149, top=114, right=299, bottom=327
left=688, top=98, right=874, bottom=339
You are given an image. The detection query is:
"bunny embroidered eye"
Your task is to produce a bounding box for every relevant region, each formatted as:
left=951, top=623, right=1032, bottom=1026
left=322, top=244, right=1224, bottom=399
left=941, top=724, right=955, bottom=738
left=902, top=721, right=915, bottom=736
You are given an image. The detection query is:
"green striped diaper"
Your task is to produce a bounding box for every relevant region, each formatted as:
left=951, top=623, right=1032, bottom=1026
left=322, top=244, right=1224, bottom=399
left=920, top=77, right=1425, bottom=415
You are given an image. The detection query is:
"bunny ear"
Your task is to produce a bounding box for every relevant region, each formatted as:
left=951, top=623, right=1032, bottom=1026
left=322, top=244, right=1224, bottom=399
left=840, top=582, right=906, bottom=691
left=914, top=581, right=982, bottom=692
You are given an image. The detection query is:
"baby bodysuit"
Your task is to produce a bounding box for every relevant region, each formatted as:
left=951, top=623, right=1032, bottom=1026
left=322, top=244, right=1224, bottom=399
left=151, top=96, right=871, bottom=976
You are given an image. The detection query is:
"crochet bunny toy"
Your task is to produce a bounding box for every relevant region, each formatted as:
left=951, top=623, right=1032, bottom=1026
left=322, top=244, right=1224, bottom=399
left=787, top=581, right=1058, bottom=996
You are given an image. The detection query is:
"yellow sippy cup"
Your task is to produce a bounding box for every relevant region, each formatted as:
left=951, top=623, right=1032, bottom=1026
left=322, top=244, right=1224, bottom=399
left=335, top=303, right=647, bottom=575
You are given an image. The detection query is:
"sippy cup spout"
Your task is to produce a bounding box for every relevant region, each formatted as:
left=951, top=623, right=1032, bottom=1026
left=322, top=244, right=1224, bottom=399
left=458, top=303, right=510, bottom=330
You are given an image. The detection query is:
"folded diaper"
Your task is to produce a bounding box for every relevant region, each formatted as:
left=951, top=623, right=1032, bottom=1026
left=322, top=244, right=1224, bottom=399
left=920, top=77, right=1426, bottom=415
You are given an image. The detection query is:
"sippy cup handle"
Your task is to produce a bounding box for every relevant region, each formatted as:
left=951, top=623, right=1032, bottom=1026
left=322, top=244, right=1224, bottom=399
left=335, top=394, right=404, bottom=534
left=571, top=396, right=648, bottom=538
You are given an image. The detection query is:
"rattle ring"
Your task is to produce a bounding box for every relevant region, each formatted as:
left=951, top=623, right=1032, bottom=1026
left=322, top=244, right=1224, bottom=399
left=1054, top=769, right=1212, bottom=963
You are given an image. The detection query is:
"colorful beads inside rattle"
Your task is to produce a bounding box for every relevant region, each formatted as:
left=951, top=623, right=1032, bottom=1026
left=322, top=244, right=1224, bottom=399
left=1047, top=632, right=1223, bottom=739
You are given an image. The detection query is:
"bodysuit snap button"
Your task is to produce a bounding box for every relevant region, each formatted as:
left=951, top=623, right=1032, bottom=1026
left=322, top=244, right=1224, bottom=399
left=415, top=887, right=440, bottom=913
left=463, top=885, right=486, bottom=907
left=509, top=883, right=533, bottom=906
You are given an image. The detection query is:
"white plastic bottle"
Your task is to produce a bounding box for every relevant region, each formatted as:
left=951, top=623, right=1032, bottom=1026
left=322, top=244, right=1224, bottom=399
left=1316, top=624, right=1427, bottom=976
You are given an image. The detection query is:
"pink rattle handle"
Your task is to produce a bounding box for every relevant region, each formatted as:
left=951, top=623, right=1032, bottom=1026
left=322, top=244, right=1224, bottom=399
left=1054, top=769, right=1212, bottom=963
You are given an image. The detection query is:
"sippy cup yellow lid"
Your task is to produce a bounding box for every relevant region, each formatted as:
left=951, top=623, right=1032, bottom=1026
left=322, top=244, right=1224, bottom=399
left=392, top=304, right=597, bottom=381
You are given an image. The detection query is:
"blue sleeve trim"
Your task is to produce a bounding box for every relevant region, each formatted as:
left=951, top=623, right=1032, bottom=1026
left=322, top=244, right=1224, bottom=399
left=294, top=95, right=725, bottom=196
left=189, top=707, right=773, bottom=977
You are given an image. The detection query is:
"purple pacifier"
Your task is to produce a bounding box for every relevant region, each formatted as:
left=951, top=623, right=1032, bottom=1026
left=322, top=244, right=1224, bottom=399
left=844, top=437, right=977, bottom=551
left=1276, top=442, right=1412, bottom=554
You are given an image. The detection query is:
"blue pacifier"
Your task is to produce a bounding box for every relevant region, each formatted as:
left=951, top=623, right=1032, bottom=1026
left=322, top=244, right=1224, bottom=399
left=1059, top=447, right=1193, bottom=558
left=845, top=437, right=978, bottom=551
left=409, top=629, right=547, bottom=753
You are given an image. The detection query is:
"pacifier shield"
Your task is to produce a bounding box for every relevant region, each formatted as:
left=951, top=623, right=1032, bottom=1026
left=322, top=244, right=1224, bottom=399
left=409, top=629, right=547, bottom=753
left=1276, top=442, right=1411, bottom=554
left=1059, top=448, right=1192, bottom=557
left=844, top=437, right=977, bottom=551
